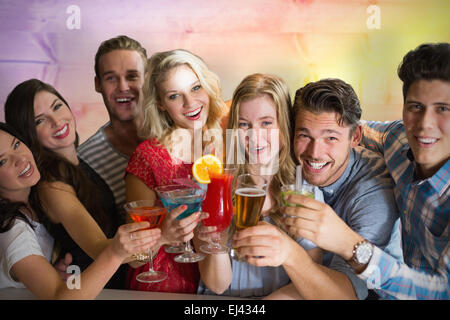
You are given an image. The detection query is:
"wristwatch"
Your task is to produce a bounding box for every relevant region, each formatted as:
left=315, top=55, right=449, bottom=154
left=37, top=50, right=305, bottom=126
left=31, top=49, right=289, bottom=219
left=347, top=240, right=373, bottom=270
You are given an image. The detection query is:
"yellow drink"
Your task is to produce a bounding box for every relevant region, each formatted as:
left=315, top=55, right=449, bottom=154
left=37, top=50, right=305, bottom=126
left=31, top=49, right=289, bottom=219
left=235, top=187, right=266, bottom=230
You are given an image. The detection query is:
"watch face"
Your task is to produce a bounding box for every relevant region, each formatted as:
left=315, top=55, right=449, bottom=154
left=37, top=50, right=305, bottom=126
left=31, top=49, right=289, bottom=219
left=356, top=242, right=373, bottom=264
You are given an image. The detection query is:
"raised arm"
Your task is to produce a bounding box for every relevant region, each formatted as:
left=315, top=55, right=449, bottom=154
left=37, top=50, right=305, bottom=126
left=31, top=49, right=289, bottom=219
left=359, top=245, right=449, bottom=299
left=11, top=222, right=161, bottom=300
left=284, top=194, right=449, bottom=299
left=233, top=221, right=356, bottom=299
left=38, top=181, right=111, bottom=259
left=125, top=173, right=157, bottom=204
left=359, top=120, right=403, bottom=155
left=193, top=219, right=232, bottom=294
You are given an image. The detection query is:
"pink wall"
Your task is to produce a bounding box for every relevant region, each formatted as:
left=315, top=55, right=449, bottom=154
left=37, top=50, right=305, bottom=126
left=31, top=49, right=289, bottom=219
left=1, top=0, right=449, bottom=143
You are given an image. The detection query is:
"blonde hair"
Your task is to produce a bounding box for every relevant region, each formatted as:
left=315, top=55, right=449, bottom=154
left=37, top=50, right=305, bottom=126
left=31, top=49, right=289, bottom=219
left=139, top=49, right=226, bottom=149
left=227, top=73, right=296, bottom=234
left=95, top=35, right=148, bottom=78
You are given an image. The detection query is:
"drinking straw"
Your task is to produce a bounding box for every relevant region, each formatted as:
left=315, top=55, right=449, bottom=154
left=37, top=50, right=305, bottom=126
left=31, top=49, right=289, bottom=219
left=296, top=165, right=303, bottom=192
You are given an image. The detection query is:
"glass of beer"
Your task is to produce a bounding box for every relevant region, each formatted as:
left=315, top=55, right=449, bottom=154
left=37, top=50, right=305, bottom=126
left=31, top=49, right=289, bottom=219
left=232, top=174, right=268, bottom=261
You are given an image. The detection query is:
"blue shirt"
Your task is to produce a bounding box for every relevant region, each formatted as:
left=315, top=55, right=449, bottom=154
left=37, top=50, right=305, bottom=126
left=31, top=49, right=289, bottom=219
left=360, top=120, right=449, bottom=299
left=318, top=146, right=402, bottom=300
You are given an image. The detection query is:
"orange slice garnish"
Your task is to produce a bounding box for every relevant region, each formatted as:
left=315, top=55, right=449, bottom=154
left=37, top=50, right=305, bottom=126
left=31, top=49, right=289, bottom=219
left=192, top=154, right=223, bottom=184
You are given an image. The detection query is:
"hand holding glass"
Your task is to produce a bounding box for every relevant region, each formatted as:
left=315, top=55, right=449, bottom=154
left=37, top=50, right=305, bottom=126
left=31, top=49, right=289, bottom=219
left=200, top=167, right=236, bottom=254
left=281, top=182, right=315, bottom=219
left=232, top=174, right=268, bottom=261
left=156, top=185, right=206, bottom=263
left=124, top=201, right=167, bottom=283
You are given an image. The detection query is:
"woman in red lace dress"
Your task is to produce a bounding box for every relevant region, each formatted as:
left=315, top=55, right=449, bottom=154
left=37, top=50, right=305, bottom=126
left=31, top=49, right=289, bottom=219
left=125, top=49, right=227, bottom=293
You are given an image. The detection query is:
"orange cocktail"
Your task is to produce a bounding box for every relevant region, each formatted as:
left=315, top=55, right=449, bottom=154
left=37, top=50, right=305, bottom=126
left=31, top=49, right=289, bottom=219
left=128, top=206, right=166, bottom=228
left=124, top=201, right=167, bottom=283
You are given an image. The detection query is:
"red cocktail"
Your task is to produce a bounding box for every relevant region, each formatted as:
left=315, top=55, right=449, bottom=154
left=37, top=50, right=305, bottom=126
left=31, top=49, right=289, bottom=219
left=200, top=167, right=236, bottom=254
left=124, top=201, right=168, bottom=283
left=128, top=206, right=166, bottom=228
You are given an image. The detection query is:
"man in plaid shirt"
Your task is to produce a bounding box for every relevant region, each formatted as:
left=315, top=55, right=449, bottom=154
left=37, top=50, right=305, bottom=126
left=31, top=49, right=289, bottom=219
left=285, top=43, right=449, bottom=299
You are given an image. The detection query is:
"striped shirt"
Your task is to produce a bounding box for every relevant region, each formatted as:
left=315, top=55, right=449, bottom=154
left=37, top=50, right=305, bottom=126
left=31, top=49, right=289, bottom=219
left=360, top=120, right=449, bottom=299
left=77, top=123, right=129, bottom=212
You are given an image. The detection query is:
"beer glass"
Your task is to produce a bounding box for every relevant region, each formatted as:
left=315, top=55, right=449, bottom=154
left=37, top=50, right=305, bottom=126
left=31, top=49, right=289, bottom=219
left=232, top=174, right=268, bottom=261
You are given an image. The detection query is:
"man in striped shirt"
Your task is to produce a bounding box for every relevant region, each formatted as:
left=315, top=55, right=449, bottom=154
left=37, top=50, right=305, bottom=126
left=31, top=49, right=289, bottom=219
left=287, top=43, right=449, bottom=299
left=78, top=36, right=148, bottom=215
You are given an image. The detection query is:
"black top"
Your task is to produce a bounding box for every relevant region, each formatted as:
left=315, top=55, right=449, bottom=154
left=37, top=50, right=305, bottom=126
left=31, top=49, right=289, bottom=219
left=49, top=157, right=126, bottom=289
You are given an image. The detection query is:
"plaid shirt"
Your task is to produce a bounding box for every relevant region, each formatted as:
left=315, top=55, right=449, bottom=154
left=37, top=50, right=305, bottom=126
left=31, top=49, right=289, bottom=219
left=359, top=120, right=449, bottom=299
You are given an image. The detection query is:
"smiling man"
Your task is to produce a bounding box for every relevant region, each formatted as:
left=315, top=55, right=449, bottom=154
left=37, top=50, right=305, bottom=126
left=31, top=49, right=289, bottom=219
left=267, top=78, right=402, bottom=300
left=77, top=35, right=148, bottom=214
left=283, top=43, right=449, bottom=300
left=236, top=78, right=401, bottom=300
left=355, top=43, right=449, bottom=299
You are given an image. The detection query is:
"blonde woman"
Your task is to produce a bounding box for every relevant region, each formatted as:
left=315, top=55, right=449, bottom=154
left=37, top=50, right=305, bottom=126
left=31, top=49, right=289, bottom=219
left=195, top=73, right=323, bottom=298
left=125, top=49, right=227, bottom=293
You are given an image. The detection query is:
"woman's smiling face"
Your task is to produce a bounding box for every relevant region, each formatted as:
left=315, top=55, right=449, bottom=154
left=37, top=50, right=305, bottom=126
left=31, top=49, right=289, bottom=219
left=0, top=130, right=40, bottom=200
left=157, top=64, right=210, bottom=131
left=237, top=94, right=280, bottom=166
left=33, top=90, right=77, bottom=154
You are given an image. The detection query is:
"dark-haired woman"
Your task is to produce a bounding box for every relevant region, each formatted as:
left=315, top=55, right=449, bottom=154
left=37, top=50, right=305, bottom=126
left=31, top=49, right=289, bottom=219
left=0, top=122, right=161, bottom=298
left=4, top=79, right=127, bottom=288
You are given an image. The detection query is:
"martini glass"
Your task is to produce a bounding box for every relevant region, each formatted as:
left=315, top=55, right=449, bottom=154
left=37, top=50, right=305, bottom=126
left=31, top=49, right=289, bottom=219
left=155, top=185, right=206, bottom=263
left=123, top=201, right=168, bottom=283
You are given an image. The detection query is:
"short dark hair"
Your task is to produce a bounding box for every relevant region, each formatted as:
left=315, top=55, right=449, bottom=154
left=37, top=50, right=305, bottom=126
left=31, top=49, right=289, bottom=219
left=398, top=43, right=450, bottom=100
left=94, top=35, right=147, bottom=78
left=293, top=78, right=362, bottom=132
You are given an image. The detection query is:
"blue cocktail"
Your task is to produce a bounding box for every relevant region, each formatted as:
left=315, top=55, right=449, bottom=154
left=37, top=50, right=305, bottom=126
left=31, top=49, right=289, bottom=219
left=155, top=185, right=206, bottom=263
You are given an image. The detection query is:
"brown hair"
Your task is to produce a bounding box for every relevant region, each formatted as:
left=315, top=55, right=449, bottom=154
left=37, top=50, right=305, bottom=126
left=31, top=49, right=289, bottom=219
left=293, top=78, right=362, bottom=134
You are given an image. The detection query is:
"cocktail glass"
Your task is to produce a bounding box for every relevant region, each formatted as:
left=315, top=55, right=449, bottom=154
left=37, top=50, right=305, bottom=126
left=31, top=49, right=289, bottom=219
left=200, top=167, right=236, bottom=254
left=123, top=201, right=168, bottom=283
left=281, top=182, right=315, bottom=204
left=155, top=185, right=206, bottom=263
left=281, top=182, right=315, bottom=218
left=231, top=174, right=268, bottom=261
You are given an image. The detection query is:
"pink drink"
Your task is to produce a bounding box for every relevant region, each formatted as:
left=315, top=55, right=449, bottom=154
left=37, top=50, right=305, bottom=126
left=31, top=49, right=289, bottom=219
left=202, top=171, right=234, bottom=232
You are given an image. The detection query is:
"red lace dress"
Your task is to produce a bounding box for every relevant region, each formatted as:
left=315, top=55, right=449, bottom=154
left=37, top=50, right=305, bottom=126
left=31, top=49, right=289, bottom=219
left=125, top=138, right=200, bottom=293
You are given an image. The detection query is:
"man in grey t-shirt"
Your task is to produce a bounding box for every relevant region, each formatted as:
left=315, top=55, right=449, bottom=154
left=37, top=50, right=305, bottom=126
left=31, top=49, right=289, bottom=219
left=233, top=78, right=401, bottom=299
left=78, top=35, right=148, bottom=213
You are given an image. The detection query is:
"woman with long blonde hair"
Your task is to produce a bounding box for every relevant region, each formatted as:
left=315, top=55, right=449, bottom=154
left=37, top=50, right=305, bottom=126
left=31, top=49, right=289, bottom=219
left=125, top=49, right=227, bottom=293
left=196, top=73, right=322, bottom=298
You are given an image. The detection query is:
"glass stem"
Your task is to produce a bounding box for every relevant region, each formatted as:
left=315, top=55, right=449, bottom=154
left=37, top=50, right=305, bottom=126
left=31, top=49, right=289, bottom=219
left=185, top=241, right=193, bottom=253
left=211, top=232, right=220, bottom=248
left=148, top=248, right=155, bottom=272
